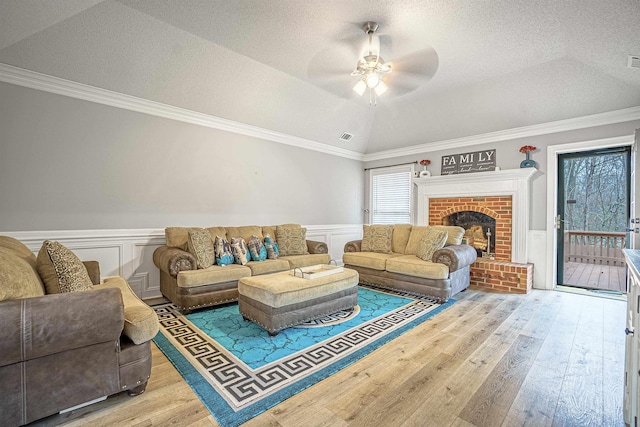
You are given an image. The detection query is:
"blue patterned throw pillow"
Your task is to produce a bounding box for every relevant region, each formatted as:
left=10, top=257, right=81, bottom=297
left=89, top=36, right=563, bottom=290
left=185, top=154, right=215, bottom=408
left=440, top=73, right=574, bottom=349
left=263, top=234, right=279, bottom=260
left=213, top=235, right=234, bottom=266
left=230, top=237, right=250, bottom=265
left=248, top=235, right=267, bottom=261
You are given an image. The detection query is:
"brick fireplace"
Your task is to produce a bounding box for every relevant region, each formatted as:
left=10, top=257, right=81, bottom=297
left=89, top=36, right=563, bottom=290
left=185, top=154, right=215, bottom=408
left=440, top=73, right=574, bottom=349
left=415, top=169, right=539, bottom=293
left=429, top=196, right=511, bottom=260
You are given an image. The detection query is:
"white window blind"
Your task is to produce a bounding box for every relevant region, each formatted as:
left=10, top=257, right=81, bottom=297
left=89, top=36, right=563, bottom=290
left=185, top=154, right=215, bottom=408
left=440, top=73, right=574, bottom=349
left=370, top=165, right=413, bottom=224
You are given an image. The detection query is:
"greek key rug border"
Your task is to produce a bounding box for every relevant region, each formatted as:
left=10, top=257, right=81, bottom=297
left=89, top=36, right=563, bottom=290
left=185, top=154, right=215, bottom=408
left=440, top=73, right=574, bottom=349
left=153, top=285, right=441, bottom=411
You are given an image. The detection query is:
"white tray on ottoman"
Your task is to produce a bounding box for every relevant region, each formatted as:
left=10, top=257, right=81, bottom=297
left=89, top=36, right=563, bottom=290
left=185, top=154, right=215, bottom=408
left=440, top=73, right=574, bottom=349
left=238, top=267, right=359, bottom=336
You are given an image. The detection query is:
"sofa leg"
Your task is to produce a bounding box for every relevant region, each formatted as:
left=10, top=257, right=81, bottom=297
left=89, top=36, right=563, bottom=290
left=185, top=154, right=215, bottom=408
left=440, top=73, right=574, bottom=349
left=127, top=382, right=148, bottom=396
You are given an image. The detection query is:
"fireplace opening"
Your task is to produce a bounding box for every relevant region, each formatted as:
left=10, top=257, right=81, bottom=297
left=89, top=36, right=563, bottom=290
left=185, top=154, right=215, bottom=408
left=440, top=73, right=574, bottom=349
left=443, top=211, right=496, bottom=257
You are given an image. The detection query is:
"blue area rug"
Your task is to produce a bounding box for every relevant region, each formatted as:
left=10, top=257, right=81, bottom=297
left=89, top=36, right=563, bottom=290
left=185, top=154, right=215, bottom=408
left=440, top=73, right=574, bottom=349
left=152, top=285, right=455, bottom=427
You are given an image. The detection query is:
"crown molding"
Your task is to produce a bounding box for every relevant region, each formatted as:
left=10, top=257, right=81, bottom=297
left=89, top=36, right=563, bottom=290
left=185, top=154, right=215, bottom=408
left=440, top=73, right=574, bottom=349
left=363, top=106, right=640, bottom=162
left=0, top=63, right=365, bottom=161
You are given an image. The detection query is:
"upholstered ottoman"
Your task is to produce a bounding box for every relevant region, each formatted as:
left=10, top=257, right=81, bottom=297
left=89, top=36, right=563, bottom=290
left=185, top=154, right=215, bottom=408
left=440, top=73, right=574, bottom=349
left=238, top=268, right=359, bottom=336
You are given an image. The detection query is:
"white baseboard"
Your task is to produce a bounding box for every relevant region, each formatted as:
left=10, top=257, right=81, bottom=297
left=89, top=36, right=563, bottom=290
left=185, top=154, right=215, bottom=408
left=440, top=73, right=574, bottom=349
left=4, top=225, right=363, bottom=299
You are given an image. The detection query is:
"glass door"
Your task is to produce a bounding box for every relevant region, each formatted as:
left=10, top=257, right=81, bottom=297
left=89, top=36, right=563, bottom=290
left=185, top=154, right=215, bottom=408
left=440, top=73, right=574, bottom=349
left=557, top=146, right=631, bottom=292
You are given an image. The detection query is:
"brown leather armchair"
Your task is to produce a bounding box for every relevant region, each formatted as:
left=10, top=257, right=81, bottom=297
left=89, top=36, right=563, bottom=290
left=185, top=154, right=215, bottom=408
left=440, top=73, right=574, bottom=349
left=0, top=237, right=158, bottom=425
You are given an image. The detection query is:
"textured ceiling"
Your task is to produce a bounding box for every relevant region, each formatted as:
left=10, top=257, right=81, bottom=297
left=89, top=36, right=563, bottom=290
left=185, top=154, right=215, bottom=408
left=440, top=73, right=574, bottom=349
left=1, top=0, right=639, bottom=155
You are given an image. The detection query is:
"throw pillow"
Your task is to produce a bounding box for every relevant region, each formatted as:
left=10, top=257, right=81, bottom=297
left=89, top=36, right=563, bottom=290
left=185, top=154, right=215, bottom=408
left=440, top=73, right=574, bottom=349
left=361, top=224, right=393, bottom=254
left=36, top=240, right=93, bottom=294
left=187, top=229, right=215, bottom=269
left=230, top=237, right=250, bottom=265
left=214, top=235, right=234, bottom=266
left=247, top=235, right=267, bottom=261
left=276, top=225, right=308, bottom=256
left=404, top=226, right=429, bottom=255
left=416, top=228, right=448, bottom=261
left=263, top=234, right=279, bottom=259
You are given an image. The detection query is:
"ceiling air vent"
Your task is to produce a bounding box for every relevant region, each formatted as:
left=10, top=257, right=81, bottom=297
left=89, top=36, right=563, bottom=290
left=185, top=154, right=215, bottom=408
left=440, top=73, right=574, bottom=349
left=628, top=55, right=640, bottom=69
left=339, top=132, right=354, bottom=142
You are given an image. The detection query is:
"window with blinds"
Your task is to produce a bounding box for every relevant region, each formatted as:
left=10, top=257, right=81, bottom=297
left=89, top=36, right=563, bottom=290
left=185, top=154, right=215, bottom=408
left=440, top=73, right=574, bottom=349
left=370, top=165, right=413, bottom=224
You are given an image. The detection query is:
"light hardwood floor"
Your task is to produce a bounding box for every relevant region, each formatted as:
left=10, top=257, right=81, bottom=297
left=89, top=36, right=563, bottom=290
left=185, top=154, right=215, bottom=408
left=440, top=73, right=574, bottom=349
left=33, top=287, right=626, bottom=427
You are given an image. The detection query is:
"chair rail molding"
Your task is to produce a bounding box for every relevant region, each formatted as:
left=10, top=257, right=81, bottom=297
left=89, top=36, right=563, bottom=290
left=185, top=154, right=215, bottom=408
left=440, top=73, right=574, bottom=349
left=5, top=225, right=362, bottom=299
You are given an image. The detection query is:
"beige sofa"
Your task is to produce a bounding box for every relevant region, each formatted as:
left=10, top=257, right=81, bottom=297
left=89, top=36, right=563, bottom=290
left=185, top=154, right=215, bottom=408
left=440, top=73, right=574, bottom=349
left=0, top=236, right=159, bottom=426
left=153, top=224, right=331, bottom=313
left=343, top=225, right=477, bottom=302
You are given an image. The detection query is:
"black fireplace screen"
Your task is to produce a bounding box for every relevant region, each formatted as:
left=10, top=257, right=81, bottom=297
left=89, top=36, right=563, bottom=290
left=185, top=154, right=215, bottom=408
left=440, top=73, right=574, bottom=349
left=443, top=211, right=496, bottom=254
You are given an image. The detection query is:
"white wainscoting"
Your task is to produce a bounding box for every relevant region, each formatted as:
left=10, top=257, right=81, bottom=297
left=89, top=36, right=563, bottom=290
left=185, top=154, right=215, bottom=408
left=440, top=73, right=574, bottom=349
left=528, top=230, right=548, bottom=290
left=5, top=225, right=363, bottom=300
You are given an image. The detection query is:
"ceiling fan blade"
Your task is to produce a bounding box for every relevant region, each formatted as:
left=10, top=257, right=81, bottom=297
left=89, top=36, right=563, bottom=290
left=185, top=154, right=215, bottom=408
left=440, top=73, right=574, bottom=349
left=307, top=34, right=368, bottom=98
left=391, top=47, right=439, bottom=80
left=375, top=47, right=439, bottom=97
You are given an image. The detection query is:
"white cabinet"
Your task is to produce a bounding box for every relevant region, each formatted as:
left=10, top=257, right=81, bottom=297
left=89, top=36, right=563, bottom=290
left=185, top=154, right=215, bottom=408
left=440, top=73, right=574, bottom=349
left=624, top=249, right=640, bottom=426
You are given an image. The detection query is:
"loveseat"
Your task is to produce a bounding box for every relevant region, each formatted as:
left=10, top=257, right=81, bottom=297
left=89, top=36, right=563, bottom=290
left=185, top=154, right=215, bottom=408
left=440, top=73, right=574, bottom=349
left=0, top=236, right=159, bottom=426
left=153, top=224, right=331, bottom=313
left=343, top=224, right=477, bottom=302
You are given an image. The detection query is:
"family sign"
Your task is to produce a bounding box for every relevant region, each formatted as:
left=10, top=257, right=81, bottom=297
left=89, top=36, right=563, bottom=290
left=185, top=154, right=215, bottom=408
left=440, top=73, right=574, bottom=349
left=441, top=149, right=496, bottom=175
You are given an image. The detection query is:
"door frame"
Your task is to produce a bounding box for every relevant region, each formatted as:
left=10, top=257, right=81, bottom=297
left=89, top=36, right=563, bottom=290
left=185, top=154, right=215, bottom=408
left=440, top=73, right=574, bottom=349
left=545, top=135, right=635, bottom=290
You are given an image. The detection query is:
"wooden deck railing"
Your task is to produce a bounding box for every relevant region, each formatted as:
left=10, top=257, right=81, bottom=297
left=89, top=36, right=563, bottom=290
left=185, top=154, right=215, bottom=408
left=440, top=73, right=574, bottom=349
left=564, top=231, right=627, bottom=267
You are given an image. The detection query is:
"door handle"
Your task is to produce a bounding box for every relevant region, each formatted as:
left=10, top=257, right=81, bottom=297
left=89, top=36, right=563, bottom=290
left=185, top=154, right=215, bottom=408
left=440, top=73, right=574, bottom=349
left=557, top=215, right=565, bottom=229
left=626, top=327, right=635, bottom=336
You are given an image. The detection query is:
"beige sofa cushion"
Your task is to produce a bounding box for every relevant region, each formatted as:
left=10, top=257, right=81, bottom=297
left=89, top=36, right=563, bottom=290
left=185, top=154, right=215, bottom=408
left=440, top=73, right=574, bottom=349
left=262, top=226, right=277, bottom=241
left=166, top=227, right=206, bottom=250
left=361, top=225, right=393, bottom=253
left=280, top=253, right=331, bottom=269
left=246, top=259, right=290, bottom=276
left=177, top=264, right=251, bottom=288
left=386, top=255, right=449, bottom=280
left=206, top=227, right=228, bottom=243
left=100, top=276, right=159, bottom=345
left=238, top=269, right=358, bottom=308
left=343, top=252, right=400, bottom=271
left=226, top=226, right=263, bottom=243
left=0, top=250, right=45, bottom=301
left=392, top=224, right=412, bottom=254
left=431, top=226, right=465, bottom=246
left=36, top=240, right=93, bottom=294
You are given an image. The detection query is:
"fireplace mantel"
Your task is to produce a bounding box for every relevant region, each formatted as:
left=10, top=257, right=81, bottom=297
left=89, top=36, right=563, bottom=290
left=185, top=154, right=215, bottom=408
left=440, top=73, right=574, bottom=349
left=414, top=168, right=540, bottom=263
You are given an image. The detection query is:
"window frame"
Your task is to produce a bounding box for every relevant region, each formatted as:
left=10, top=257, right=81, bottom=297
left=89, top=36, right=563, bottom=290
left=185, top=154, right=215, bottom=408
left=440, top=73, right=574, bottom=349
left=368, top=164, right=415, bottom=225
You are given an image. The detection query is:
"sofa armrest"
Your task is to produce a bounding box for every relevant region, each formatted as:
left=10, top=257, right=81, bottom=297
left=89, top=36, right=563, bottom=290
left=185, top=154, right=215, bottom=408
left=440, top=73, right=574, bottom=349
left=153, top=246, right=196, bottom=278
left=307, top=239, right=328, bottom=254
left=83, top=260, right=101, bottom=285
left=432, top=245, right=478, bottom=273
left=344, top=240, right=362, bottom=253
left=0, top=288, right=124, bottom=367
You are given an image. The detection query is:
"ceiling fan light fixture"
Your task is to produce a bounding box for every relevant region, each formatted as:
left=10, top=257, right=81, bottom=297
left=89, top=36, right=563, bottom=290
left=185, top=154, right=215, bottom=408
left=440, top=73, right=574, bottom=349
left=374, top=80, right=388, bottom=96
left=365, top=72, right=380, bottom=88
left=353, top=79, right=367, bottom=96
left=351, top=21, right=393, bottom=105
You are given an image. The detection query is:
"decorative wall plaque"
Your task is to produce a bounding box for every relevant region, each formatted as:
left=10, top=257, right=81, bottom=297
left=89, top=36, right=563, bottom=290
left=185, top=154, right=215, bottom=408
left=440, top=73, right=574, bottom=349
left=441, top=149, right=496, bottom=175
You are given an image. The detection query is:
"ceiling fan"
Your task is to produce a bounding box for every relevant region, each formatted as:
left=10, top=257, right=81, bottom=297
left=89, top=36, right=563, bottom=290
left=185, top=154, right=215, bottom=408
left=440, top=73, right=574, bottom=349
left=350, top=22, right=392, bottom=105
left=307, top=21, right=439, bottom=104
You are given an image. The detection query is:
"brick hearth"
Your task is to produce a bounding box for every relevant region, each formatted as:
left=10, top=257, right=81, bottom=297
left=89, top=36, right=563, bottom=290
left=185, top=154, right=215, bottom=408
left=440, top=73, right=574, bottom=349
left=428, top=195, right=533, bottom=293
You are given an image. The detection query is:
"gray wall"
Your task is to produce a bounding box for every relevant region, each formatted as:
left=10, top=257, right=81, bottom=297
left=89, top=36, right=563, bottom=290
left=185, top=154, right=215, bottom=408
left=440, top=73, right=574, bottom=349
left=364, top=120, right=640, bottom=230
left=0, top=83, right=363, bottom=231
